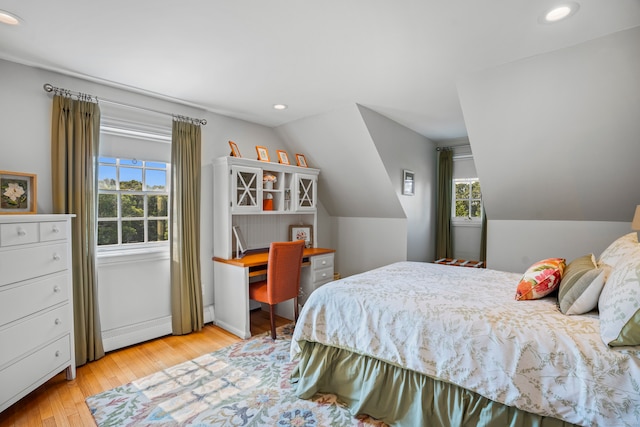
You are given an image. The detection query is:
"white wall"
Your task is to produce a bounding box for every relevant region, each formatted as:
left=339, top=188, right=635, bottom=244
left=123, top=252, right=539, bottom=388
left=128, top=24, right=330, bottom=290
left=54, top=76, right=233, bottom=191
left=488, top=220, right=632, bottom=273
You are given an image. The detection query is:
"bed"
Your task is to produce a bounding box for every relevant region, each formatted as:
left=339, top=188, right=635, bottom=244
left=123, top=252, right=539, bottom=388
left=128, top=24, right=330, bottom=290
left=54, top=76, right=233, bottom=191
left=290, top=233, right=640, bottom=426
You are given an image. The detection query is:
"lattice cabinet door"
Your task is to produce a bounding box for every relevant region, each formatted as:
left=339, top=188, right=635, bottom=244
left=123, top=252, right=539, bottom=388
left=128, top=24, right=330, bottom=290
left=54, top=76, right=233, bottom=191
left=294, top=173, right=317, bottom=211
left=231, top=166, right=262, bottom=212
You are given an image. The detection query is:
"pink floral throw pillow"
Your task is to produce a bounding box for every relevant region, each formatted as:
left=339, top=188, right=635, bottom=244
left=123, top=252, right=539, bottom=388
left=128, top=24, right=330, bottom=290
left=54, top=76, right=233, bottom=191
left=515, top=258, right=566, bottom=301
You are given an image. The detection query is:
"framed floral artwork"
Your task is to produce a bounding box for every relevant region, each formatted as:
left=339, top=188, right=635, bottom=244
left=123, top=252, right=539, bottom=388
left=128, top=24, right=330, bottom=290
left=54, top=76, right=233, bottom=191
left=0, top=171, right=37, bottom=214
left=228, top=140, right=241, bottom=157
left=289, top=224, right=313, bottom=248
left=276, top=150, right=290, bottom=165
left=256, top=146, right=270, bottom=162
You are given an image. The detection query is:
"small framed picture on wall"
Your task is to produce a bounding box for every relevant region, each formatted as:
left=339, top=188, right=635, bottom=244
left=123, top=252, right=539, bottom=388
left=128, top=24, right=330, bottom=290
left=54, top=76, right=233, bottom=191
left=403, top=170, right=415, bottom=196
left=289, top=224, right=313, bottom=248
left=0, top=171, right=37, bottom=214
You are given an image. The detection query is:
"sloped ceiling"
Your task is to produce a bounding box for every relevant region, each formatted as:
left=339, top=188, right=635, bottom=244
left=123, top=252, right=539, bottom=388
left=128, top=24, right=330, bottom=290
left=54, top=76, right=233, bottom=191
left=275, top=104, right=406, bottom=218
left=458, top=26, right=640, bottom=222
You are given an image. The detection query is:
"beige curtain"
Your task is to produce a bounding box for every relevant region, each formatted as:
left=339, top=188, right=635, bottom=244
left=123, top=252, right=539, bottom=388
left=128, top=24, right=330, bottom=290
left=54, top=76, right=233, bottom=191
left=435, top=149, right=453, bottom=259
left=170, top=119, right=203, bottom=335
left=51, top=95, right=105, bottom=365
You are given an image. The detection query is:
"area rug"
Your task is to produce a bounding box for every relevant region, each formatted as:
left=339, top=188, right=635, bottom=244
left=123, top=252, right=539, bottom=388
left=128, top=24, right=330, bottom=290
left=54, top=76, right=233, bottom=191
left=86, top=324, right=387, bottom=426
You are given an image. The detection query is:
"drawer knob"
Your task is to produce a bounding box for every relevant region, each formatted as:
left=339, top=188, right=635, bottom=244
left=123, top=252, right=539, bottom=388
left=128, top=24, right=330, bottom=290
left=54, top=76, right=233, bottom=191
left=53, top=253, right=61, bottom=261
left=55, top=351, right=61, bottom=357
left=321, top=260, right=327, bottom=265
left=53, top=285, right=61, bottom=293
left=52, top=226, right=60, bottom=233
left=321, top=273, right=327, bottom=278
left=17, top=227, right=27, bottom=236
left=55, top=318, right=61, bottom=325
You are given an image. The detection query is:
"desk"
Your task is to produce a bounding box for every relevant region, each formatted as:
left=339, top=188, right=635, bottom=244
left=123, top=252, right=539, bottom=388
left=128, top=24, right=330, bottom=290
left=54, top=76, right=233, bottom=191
left=213, top=248, right=335, bottom=338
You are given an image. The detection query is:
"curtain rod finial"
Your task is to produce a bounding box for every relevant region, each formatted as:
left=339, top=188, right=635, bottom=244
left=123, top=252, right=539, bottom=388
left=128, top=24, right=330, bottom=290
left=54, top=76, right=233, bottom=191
left=43, top=83, right=53, bottom=92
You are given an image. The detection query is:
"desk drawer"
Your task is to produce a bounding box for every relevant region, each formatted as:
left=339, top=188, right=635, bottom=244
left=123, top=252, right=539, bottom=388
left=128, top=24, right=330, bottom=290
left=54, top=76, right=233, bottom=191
left=0, top=222, right=39, bottom=247
left=312, top=267, right=334, bottom=285
left=0, top=335, right=71, bottom=410
left=312, top=254, right=334, bottom=271
left=0, top=243, right=68, bottom=286
left=0, top=304, right=71, bottom=367
left=0, top=273, right=70, bottom=328
left=39, top=221, right=68, bottom=242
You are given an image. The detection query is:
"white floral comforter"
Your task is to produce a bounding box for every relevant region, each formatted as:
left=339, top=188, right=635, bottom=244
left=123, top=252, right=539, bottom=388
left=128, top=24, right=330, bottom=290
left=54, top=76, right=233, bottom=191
left=291, top=262, right=640, bottom=427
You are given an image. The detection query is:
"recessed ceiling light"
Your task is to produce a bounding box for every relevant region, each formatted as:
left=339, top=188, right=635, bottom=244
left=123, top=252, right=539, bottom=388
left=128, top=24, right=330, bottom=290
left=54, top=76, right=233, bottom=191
left=541, top=2, right=580, bottom=23
left=0, top=10, right=21, bottom=26
left=273, top=104, right=288, bottom=110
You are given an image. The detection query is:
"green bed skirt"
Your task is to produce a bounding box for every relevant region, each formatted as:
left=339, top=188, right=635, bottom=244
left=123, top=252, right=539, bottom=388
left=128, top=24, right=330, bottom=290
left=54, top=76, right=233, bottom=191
left=291, top=341, right=579, bottom=427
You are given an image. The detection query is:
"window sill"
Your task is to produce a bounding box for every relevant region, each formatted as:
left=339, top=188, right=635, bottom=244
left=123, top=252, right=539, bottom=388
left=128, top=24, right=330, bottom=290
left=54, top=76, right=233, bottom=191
left=451, top=220, right=482, bottom=228
left=97, top=245, right=170, bottom=265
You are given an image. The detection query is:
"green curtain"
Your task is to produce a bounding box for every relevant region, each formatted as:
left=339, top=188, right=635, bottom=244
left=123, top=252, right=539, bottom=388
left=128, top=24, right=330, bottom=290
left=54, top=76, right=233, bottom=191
left=170, top=119, right=203, bottom=335
left=435, top=149, right=453, bottom=259
left=51, top=95, right=105, bottom=366
left=480, top=206, right=488, bottom=262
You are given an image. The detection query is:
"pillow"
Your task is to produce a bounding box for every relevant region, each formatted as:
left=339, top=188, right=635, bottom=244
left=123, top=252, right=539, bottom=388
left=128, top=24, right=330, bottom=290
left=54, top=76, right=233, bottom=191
left=599, top=253, right=640, bottom=346
left=515, top=258, right=566, bottom=301
left=557, top=254, right=608, bottom=315
left=597, top=232, right=639, bottom=269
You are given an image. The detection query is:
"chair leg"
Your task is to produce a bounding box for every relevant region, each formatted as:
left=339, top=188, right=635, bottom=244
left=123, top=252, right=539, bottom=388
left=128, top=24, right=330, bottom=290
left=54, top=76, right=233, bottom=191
left=269, top=304, right=276, bottom=340
left=294, top=296, right=299, bottom=321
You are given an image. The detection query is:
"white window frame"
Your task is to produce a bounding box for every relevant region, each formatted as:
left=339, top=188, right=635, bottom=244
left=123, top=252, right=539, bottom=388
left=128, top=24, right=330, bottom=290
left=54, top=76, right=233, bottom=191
left=97, top=157, right=170, bottom=252
left=451, top=178, right=483, bottom=226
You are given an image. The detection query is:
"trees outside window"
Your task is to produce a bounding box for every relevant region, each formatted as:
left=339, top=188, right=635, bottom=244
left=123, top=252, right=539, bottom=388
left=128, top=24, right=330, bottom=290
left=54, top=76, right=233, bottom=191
left=452, top=178, right=482, bottom=223
left=97, top=157, right=169, bottom=247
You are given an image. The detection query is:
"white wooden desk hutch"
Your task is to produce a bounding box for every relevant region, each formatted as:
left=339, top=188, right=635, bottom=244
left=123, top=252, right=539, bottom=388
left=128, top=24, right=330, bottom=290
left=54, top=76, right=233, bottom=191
left=212, top=156, right=334, bottom=338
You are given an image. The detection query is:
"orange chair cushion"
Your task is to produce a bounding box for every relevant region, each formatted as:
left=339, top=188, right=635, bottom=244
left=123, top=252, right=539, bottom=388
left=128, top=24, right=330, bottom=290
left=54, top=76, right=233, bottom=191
left=248, top=280, right=269, bottom=303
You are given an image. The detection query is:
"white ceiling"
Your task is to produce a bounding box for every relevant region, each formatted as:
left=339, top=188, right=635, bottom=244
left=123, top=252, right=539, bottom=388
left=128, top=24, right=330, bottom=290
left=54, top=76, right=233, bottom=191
left=1, top=0, right=639, bottom=141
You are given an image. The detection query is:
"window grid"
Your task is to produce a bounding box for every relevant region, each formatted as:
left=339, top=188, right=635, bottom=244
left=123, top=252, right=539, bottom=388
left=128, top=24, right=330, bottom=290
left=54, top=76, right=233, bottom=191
left=452, top=178, right=482, bottom=222
left=97, top=158, right=169, bottom=248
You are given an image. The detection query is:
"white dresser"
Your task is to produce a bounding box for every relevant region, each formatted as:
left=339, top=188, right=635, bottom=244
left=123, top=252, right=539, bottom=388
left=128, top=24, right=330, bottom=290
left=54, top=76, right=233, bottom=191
left=0, top=214, right=75, bottom=413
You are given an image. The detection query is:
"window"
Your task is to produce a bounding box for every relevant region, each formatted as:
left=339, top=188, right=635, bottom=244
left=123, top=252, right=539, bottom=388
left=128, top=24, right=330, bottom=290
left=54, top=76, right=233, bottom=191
left=97, top=157, right=169, bottom=247
left=452, top=178, right=482, bottom=223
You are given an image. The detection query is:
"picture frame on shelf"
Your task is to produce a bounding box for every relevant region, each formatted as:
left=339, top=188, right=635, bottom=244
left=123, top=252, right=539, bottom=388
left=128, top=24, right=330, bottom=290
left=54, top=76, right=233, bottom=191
left=228, top=140, right=241, bottom=157
left=289, top=224, right=313, bottom=248
left=295, top=153, right=308, bottom=168
left=256, top=146, right=270, bottom=162
left=403, top=169, right=415, bottom=196
left=276, top=150, right=290, bottom=165
left=0, top=171, right=37, bottom=214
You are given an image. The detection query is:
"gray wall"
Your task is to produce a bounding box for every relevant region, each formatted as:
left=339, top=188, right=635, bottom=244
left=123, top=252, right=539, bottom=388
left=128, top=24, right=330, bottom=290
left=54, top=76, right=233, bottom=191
left=458, top=26, right=640, bottom=272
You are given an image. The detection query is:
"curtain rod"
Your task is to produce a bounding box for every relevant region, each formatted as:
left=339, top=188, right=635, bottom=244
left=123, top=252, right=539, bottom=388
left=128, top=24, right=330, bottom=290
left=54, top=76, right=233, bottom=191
left=436, top=144, right=470, bottom=151
left=42, top=83, right=207, bottom=126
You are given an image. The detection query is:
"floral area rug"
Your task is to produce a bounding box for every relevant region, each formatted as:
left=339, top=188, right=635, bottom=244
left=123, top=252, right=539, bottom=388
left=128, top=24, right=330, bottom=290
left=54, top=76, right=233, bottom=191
left=86, top=324, right=387, bottom=426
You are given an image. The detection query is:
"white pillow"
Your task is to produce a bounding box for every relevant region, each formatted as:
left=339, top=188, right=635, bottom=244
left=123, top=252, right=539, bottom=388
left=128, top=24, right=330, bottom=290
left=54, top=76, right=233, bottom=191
left=598, top=232, right=639, bottom=269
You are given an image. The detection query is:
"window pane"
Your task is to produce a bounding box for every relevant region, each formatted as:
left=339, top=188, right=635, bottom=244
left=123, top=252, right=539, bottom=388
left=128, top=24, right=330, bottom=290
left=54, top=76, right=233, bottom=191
left=455, top=200, right=469, bottom=217
left=98, top=165, right=117, bottom=190
left=146, top=162, right=166, bottom=169
left=148, top=195, right=168, bottom=217
left=146, top=169, right=167, bottom=191
left=121, top=194, right=144, bottom=217
left=455, top=183, right=469, bottom=199
left=98, top=157, right=116, bottom=164
left=98, top=194, right=117, bottom=218
left=120, top=167, right=143, bottom=190
left=120, top=159, right=141, bottom=167
left=97, top=222, right=118, bottom=246
left=149, top=219, right=168, bottom=242
left=471, top=200, right=482, bottom=217
left=122, top=220, right=144, bottom=243
left=471, top=181, right=482, bottom=199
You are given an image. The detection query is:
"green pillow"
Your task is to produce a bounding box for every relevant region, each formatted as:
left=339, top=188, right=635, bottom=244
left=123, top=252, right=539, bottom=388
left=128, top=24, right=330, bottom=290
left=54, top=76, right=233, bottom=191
left=558, top=254, right=606, bottom=315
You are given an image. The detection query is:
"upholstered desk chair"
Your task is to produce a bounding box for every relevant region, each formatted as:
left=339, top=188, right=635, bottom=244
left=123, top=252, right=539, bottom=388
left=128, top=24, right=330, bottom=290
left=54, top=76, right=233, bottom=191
left=248, top=240, right=305, bottom=339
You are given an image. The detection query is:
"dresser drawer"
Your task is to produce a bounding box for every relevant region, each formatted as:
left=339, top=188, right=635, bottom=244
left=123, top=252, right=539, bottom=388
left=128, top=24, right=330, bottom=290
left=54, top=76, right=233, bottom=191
left=0, top=304, right=71, bottom=368
left=39, top=221, right=68, bottom=242
left=0, top=273, right=70, bottom=328
left=0, top=222, right=39, bottom=247
left=0, top=243, right=68, bottom=286
left=312, top=254, right=334, bottom=271
left=0, top=335, right=71, bottom=410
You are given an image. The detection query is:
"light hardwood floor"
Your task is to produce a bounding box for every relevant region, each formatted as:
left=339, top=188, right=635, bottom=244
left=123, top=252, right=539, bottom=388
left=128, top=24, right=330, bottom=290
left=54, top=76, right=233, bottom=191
left=0, top=310, right=289, bottom=427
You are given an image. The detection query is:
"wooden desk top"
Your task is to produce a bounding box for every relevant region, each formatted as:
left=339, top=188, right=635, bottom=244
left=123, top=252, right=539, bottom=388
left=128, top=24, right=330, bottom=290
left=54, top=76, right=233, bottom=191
left=213, top=247, right=335, bottom=268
